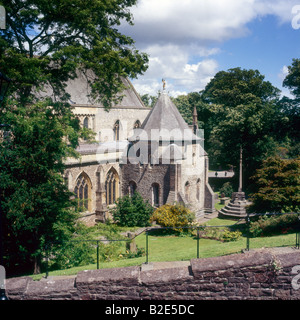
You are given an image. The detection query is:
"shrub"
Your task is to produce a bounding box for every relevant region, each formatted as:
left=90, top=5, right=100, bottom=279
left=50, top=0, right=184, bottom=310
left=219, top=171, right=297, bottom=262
left=249, top=214, right=299, bottom=237
left=151, top=203, right=195, bottom=233
left=195, top=226, right=242, bottom=242
left=197, top=226, right=223, bottom=241
left=111, top=192, right=154, bottom=227
left=248, top=157, right=300, bottom=213
left=219, top=182, right=234, bottom=198
left=123, top=246, right=146, bottom=259
left=222, top=229, right=242, bottom=242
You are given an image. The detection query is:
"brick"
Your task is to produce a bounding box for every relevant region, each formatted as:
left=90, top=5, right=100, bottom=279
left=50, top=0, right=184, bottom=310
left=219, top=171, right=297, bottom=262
left=5, top=248, right=300, bottom=300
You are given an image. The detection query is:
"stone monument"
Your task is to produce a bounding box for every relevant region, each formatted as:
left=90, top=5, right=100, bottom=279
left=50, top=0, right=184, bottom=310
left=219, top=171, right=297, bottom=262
left=218, top=147, right=250, bottom=218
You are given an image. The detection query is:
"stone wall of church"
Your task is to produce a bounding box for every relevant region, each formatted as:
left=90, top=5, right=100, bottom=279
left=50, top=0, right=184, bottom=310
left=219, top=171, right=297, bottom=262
left=73, top=107, right=150, bottom=142
left=179, top=144, right=207, bottom=212
left=65, top=161, right=122, bottom=222
left=65, top=162, right=99, bottom=214
left=121, top=164, right=173, bottom=207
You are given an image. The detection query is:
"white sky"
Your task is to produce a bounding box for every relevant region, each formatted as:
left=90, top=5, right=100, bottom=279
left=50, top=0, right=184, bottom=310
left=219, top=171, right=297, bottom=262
left=119, top=0, right=300, bottom=97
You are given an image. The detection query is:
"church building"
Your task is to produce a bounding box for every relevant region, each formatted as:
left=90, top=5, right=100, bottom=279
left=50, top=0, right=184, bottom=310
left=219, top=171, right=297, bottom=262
left=60, top=75, right=214, bottom=225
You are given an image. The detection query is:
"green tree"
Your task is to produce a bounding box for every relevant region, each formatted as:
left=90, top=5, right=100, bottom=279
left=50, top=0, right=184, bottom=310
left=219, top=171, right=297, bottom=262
left=0, top=99, right=86, bottom=275
left=0, top=0, right=148, bottom=107
left=280, top=59, right=300, bottom=158
left=0, top=0, right=148, bottom=275
left=173, top=92, right=219, bottom=158
left=202, top=68, right=283, bottom=190
left=283, top=58, right=300, bottom=99
left=203, top=68, right=280, bottom=107
left=111, top=192, right=154, bottom=227
left=139, top=94, right=157, bottom=108
left=248, top=157, right=300, bottom=213
left=219, top=182, right=234, bottom=198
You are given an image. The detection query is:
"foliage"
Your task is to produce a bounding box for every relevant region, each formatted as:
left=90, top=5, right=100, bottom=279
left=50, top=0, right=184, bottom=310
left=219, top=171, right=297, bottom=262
left=0, top=99, right=88, bottom=275
left=281, top=59, right=300, bottom=158
left=0, top=0, right=148, bottom=108
left=202, top=68, right=280, bottom=107
left=249, top=214, right=300, bottom=237
left=111, top=192, right=154, bottom=227
left=0, top=0, right=147, bottom=276
left=174, top=68, right=285, bottom=192
left=122, top=246, right=145, bottom=259
left=248, top=157, right=300, bottom=213
left=203, top=68, right=283, bottom=187
left=196, top=226, right=242, bottom=242
left=151, top=203, right=195, bottom=233
left=49, top=231, right=96, bottom=270
left=221, top=230, right=242, bottom=242
left=173, top=92, right=214, bottom=141
left=48, top=222, right=146, bottom=270
left=196, top=226, right=223, bottom=241
left=283, top=58, right=300, bottom=99
left=219, top=182, right=234, bottom=197
left=139, top=94, right=158, bottom=108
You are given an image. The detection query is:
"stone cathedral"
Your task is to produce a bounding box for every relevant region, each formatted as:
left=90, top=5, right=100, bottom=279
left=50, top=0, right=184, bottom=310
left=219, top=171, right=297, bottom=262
left=55, top=74, right=214, bottom=225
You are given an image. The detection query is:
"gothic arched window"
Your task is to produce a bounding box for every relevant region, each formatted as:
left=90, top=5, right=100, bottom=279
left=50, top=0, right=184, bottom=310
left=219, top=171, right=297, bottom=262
left=134, top=120, right=141, bottom=129
left=74, top=173, right=92, bottom=212
left=185, top=181, right=190, bottom=202
left=113, top=120, right=120, bottom=141
left=152, top=183, right=160, bottom=207
left=83, top=117, right=89, bottom=129
left=129, top=181, right=137, bottom=197
left=105, top=168, right=119, bottom=205
left=196, top=178, right=201, bottom=201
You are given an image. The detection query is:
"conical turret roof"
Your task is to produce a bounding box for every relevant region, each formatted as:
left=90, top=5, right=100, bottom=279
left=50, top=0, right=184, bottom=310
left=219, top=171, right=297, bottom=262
left=129, top=90, right=199, bottom=142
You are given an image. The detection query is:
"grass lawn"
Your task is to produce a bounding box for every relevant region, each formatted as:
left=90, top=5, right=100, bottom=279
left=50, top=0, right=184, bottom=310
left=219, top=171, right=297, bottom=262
left=30, top=217, right=298, bottom=280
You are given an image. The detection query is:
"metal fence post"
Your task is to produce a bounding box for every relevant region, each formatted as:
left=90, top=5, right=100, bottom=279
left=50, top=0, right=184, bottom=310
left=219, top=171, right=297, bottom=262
left=146, top=230, right=149, bottom=264
left=246, top=213, right=250, bottom=251
left=45, top=244, right=49, bottom=278
left=296, top=214, right=300, bottom=249
left=96, top=240, right=99, bottom=269
left=197, top=227, right=200, bottom=259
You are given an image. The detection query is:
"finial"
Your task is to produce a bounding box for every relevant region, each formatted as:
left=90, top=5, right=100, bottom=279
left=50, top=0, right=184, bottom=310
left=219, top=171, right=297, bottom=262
left=162, top=78, right=166, bottom=90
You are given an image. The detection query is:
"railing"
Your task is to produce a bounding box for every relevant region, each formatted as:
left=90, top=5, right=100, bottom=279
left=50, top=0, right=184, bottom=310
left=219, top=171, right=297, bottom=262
left=144, top=212, right=300, bottom=264
left=44, top=212, right=300, bottom=277
left=44, top=238, right=130, bottom=278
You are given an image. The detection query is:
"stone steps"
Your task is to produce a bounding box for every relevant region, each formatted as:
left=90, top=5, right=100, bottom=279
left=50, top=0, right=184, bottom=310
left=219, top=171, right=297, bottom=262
left=218, top=200, right=251, bottom=219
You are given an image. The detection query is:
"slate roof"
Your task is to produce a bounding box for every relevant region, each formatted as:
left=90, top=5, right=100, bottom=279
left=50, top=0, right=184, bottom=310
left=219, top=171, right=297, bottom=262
left=129, top=90, right=200, bottom=142
left=35, top=73, right=146, bottom=109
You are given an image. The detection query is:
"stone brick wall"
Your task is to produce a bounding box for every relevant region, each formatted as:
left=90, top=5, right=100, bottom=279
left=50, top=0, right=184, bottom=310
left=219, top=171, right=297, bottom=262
left=5, top=249, right=300, bottom=300
left=121, top=163, right=172, bottom=206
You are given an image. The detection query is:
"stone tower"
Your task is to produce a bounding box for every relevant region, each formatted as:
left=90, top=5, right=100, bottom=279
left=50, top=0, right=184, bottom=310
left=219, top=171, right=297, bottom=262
left=121, top=88, right=214, bottom=217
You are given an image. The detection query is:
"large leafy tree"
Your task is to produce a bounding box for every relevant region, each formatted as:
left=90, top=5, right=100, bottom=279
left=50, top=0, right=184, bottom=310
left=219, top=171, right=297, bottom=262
left=283, top=58, right=300, bottom=99
left=201, top=68, right=283, bottom=190
left=203, top=68, right=280, bottom=107
left=173, top=92, right=218, bottom=151
left=280, top=59, right=300, bottom=158
left=0, top=99, right=84, bottom=275
left=0, top=0, right=148, bottom=275
left=0, top=0, right=148, bottom=107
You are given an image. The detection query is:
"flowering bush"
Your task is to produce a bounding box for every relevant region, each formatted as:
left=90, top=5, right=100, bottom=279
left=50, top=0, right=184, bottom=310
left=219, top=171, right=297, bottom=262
left=151, top=203, right=195, bottom=233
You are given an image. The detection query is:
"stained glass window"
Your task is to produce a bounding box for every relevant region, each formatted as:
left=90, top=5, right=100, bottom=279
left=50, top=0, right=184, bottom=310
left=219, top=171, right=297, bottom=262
left=74, top=173, right=92, bottom=211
